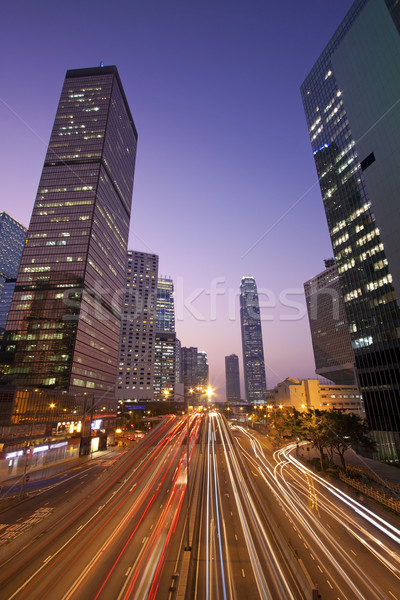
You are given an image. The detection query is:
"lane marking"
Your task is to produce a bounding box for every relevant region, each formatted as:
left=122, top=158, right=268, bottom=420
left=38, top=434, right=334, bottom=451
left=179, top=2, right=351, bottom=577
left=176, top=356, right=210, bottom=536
left=242, top=569, right=245, bottom=578
left=317, top=565, right=323, bottom=573
left=327, top=580, right=333, bottom=589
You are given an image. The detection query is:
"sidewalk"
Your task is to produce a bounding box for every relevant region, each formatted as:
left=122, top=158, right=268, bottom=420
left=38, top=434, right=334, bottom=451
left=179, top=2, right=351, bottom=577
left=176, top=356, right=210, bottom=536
left=0, top=445, right=122, bottom=488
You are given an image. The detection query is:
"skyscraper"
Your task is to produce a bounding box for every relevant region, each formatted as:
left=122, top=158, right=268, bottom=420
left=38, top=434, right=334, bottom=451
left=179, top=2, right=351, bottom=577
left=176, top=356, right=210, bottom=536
left=0, top=212, right=27, bottom=336
left=301, top=0, right=400, bottom=459
left=156, top=278, right=175, bottom=333
left=153, top=278, right=176, bottom=400
left=197, top=351, right=209, bottom=387
left=304, top=259, right=356, bottom=385
left=225, top=353, right=241, bottom=402
left=116, top=251, right=158, bottom=402
left=181, top=346, right=198, bottom=392
left=3, top=66, right=137, bottom=408
left=240, top=276, right=267, bottom=404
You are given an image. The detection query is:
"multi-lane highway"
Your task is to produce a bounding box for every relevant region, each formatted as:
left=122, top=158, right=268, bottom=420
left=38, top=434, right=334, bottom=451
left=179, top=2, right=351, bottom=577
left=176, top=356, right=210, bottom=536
left=232, top=424, right=400, bottom=600
left=0, top=414, right=202, bottom=600
left=1, top=412, right=399, bottom=600
left=188, top=412, right=304, bottom=600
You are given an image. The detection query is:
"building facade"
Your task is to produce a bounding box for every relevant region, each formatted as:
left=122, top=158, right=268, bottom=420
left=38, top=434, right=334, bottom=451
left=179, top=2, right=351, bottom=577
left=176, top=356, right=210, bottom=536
left=2, top=66, right=137, bottom=409
left=268, top=377, right=364, bottom=418
left=225, top=353, right=241, bottom=402
left=304, top=259, right=356, bottom=385
left=240, top=276, right=267, bottom=403
left=301, top=0, right=400, bottom=460
left=116, top=251, right=158, bottom=401
left=0, top=213, right=27, bottom=336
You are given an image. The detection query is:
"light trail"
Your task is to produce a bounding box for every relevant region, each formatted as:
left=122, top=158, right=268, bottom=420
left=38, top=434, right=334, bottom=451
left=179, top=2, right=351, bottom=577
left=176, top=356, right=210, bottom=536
left=233, top=425, right=400, bottom=600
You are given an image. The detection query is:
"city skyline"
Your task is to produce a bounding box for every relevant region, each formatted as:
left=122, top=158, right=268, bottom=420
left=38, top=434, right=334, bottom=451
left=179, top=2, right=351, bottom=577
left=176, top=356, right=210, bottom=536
left=0, top=0, right=356, bottom=399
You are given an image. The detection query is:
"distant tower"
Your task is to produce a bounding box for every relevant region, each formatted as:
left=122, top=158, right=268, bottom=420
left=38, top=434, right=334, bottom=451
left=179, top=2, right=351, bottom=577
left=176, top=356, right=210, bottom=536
left=304, top=260, right=356, bottom=385
left=225, top=354, right=241, bottom=402
left=240, top=276, right=267, bottom=403
left=116, top=251, right=158, bottom=401
left=3, top=66, right=137, bottom=407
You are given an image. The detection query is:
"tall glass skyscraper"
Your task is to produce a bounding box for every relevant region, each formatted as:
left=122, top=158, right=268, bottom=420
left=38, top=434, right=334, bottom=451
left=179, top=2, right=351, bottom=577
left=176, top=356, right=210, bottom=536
left=301, top=0, right=400, bottom=460
left=3, top=66, right=138, bottom=408
left=240, top=276, right=267, bottom=404
left=0, top=212, right=27, bottom=335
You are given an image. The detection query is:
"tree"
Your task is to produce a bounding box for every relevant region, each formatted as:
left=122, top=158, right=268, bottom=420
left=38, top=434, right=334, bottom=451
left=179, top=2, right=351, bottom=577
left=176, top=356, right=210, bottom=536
left=323, top=410, right=375, bottom=469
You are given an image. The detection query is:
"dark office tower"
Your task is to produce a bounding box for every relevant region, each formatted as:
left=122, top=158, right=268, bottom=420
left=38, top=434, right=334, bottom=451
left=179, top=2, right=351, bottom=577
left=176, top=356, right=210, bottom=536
left=304, top=260, right=356, bottom=385
left=197, top=351, right=209, bottom=387
left=240, top=276, right=267, bottom=404
left=156, top=278, right=175, bottom=333
left=116, top=251, right=158, bottom=401
left=0, top=213, right=27, bottom=336
left=3, top=66, right=137, bottom=408
left=301, top=0, right=400, bottom=460
left=181, top=346, right=198, bottom=391
left=225, top=354, right=241, bottom=402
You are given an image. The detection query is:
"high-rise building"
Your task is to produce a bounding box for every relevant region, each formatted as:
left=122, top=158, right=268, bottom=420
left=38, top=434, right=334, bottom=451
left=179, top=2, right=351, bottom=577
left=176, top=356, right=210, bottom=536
left=304, top=259, right=356, bottom=385
left=153, top=331, right=176, bottom=400
left=156, top=278, right=175, bottom=333
left=225, top=353, right=241, bottom=402
left=181, top=346, right=198, bottom=392
left=116, top=251, right=158, bottom=402
left=0, top=213, right=27, bottom=336
left=197, top=351, right=209, bottom=387
left=153, top=278, right=176, bottom=400
left=240, top=276, right=267, bottom=404
left=3, top=66, right=137, bottom=408
left=301, top=0, right=400, bottom=459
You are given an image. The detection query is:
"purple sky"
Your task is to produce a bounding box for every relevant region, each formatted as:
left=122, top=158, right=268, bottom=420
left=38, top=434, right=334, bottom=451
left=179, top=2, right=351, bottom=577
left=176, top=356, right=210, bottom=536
left=0, top=0, right=354, bottom=401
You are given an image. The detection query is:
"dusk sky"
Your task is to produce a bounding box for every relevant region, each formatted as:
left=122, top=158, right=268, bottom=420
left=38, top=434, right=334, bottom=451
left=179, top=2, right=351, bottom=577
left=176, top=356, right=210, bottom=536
left=1, top=0, right=354, bottom=401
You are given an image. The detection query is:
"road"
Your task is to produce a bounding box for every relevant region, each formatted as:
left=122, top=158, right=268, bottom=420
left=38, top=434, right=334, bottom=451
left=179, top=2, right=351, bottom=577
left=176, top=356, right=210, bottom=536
left=0, top=414, right=202, bottom=600
left=232, top=424, right=400, bottom=600
left=187, top=412, right=304, bottom=599
left=1, top=413, right=400, bottom=600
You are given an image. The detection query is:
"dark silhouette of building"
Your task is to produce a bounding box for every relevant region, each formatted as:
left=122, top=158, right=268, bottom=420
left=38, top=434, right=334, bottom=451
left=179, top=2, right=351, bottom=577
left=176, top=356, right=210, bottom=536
left=304, top=260, right=356, bottom=385
left=225, top=354, right=241, bottom=402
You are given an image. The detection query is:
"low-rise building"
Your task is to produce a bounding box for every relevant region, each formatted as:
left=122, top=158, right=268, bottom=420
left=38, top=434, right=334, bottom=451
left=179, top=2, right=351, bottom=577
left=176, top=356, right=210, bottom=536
left=268, top=378, right=364, bottom=418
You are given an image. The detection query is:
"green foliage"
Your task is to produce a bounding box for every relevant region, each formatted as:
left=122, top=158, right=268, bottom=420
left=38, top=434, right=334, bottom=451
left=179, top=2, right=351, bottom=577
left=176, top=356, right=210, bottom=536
left=266, top=407, right=375, bottom=470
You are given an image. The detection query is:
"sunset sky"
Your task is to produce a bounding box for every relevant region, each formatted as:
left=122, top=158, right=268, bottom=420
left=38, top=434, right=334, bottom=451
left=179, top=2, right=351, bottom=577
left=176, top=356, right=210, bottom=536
left=0, top=0, right=354, bottom=400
